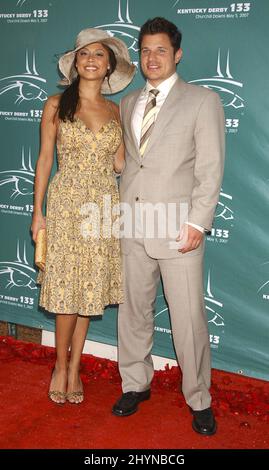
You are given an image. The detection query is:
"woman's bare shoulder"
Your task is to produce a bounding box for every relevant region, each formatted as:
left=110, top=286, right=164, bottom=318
left=109, top=100, right=119, bottom=108
left=108, top=100, right=120, bottom=119
left=42, top=94, right=61, bottom=123
left=45, top=94, right=61, bottom=109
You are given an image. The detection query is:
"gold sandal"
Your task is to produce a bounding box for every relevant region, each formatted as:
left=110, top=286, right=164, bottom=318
left=66, top=391, right=84, bottom=404
left=48, top=391, right=66, bottom=404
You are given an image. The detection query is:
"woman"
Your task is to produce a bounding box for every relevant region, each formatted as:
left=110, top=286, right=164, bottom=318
left=31, top=29, right=135, bottom=404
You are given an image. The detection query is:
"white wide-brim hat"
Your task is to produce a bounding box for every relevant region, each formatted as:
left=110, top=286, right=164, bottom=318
left=58, top=28, right=136, bottom=94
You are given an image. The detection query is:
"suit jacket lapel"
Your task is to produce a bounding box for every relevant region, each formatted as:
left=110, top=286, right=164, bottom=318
left=124, top=89, right=142, bottom=159
left=142, top=76, right=188, bottom=159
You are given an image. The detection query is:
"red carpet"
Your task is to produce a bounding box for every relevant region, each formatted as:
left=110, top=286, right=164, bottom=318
left=0, top=336, right=268, bottom=449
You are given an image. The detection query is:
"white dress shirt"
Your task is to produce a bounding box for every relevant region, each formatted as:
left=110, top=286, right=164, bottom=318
left=132, top=72, right=204, bottom=234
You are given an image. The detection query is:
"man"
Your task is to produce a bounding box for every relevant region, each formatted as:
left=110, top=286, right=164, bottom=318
left=112, top=17, right=225, bottom=436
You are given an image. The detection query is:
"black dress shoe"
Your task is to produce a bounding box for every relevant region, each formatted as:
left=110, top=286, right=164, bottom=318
left=112, top=390, right=151, bottom=417
left=191, top=407, right=217, bottom=436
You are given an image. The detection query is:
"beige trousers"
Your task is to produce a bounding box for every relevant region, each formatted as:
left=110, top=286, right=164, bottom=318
left=118, top=237, right=211, bottom=411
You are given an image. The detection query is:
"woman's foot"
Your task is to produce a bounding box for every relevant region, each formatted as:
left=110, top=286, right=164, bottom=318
left=66, top=367, right=84, bottom=404
left=48, top=366, right=68, bottom=404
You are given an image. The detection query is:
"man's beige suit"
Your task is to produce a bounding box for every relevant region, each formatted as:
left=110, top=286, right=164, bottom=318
left=118, top=76, right=225, bottom=410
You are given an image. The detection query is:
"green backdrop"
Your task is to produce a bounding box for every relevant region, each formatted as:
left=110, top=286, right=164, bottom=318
left=0, top=0, right=268, bottom=380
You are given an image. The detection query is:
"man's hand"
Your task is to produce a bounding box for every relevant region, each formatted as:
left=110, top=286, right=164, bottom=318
left=176, top=224, right=204, bottom=254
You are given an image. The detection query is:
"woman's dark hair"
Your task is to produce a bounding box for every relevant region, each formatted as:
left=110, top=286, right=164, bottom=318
left=58, top=44, right=117, bottom=122
left=138, top=17, right=182, bottom=54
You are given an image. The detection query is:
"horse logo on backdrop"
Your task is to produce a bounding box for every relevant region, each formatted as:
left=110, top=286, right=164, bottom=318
left=0, top=240, right=37, bottom=290
left=154, top=293, right=168, bottom=320
left=189, top=49, right=244, bottom=109
left=94, top=0, right=140, bottom=57
left=205, top=270, right=225, bottom=327
left=215, top=189, right=234, bottom=222
left=0, top=50, right=47, bottom=105
left=16, top=0, right=27, bottom=6
left=0, top=147, right=34, bottom=199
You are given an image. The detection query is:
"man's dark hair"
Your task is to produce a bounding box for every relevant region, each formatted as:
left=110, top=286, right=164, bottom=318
left=138, top=17, right=182, bottom=54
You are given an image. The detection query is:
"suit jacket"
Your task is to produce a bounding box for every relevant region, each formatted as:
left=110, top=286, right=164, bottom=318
left=119, top=75, right=225, bottom=258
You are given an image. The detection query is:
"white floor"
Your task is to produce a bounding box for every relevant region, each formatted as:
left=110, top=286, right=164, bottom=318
left=42, top=330, right=177, bottom=370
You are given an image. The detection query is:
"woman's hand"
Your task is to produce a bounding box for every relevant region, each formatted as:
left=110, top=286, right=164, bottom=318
left=31, top=212, right=46, bottom=242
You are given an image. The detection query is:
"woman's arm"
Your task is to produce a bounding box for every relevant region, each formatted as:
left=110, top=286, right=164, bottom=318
left=31, top=95, right=59, bottom=241
left=114, top=140, right=125, bottom=174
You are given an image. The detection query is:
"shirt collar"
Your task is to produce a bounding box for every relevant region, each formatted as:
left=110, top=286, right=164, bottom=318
left=144, top=72, right=178, bottom=98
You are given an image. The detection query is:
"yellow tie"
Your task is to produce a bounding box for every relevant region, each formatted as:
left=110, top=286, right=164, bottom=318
left=139, top=89, right=159, bottom=156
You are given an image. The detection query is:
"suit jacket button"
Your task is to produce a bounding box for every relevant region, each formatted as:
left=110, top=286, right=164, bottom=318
left=135, top=197, right=139, bottom=201
left=140, top=164, right=143, bottom=168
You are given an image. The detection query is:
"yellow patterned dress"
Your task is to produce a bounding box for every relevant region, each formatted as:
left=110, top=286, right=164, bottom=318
left=37, top=116, right=124, bottom=316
